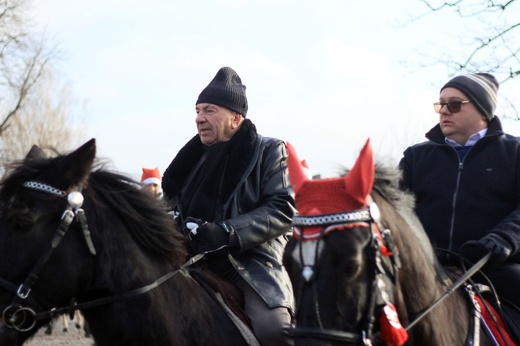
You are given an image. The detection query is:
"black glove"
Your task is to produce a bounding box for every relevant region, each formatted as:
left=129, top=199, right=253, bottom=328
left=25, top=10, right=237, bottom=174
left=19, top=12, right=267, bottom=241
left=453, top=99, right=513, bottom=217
left=460, top=233, right=512, bottom=266
left=191, top=222, right=230, bottom=254
left=182, top=217, right=204, bottom=237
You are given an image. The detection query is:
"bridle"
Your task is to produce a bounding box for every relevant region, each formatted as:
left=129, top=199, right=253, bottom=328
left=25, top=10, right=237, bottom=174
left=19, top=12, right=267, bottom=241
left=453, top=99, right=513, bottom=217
left=0, top=181, right=204, bottom=333
left=286, top=200, right=492, bottom=346
left=0, top=181, right=97, bottom=332
left=286, top=201, right=402, bottom=346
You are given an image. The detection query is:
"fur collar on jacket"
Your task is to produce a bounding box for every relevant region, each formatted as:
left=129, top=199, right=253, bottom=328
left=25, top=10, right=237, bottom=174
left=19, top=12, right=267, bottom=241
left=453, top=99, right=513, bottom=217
left=162, top=119, right=258, bottom=202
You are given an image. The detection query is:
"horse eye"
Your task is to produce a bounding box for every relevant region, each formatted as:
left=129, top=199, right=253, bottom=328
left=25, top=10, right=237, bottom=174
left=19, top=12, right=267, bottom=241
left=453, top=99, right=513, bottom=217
left=342, top=259, right=361, bottom=278
left=4, top=199, right=35, bottom=233
left=14, top=218, right=34, bottom=232
left=5, top=213, right=33, bottom=233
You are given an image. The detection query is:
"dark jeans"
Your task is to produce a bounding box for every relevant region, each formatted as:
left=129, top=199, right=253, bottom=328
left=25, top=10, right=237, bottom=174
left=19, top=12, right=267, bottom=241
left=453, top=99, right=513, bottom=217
left=215, top=258, right=293, bottom=346
left=235, top=278, right=293, bottom=346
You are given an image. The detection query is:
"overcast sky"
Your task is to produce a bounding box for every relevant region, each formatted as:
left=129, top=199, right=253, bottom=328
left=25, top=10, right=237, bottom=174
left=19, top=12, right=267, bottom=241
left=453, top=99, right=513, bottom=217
left=29, top=0, right=520, bottom=180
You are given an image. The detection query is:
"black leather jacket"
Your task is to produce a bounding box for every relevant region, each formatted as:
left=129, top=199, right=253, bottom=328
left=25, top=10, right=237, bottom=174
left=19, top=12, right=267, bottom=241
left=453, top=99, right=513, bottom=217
left=162, top=119, right=296, bottom=310
left=399, top=117, right=520, bottom=263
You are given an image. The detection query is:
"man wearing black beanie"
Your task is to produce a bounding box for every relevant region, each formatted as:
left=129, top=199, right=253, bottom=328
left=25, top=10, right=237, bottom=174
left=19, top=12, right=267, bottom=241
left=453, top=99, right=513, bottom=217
left=163, top=67, right=295, bottom=346
left=399, top=73, right=520, bottom=316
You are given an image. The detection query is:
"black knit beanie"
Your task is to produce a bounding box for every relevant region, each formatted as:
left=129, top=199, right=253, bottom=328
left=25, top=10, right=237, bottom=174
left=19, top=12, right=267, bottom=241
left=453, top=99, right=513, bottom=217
left=196, top=67, right=248, bottom=117
left=440, top=73, right=499, bottom=121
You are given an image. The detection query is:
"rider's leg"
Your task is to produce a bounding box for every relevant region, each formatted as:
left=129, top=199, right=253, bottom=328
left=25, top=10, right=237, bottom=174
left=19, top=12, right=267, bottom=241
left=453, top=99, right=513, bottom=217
left=235, top=278, right=293, bottom=346
left=483, top=263, right=520, bottom=308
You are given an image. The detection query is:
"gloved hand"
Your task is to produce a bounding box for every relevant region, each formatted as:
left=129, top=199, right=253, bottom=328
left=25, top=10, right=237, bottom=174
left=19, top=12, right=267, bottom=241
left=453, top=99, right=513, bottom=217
left=460, top=233, right=512, bottom=266
left=182, top=217, right=205, bottom=237
left=191, top=222, right=230, bottom=254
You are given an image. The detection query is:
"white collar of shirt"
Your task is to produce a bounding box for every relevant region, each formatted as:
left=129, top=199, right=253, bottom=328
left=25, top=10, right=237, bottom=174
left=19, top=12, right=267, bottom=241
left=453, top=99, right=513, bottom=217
left=445, top=128, right=488, bottom=147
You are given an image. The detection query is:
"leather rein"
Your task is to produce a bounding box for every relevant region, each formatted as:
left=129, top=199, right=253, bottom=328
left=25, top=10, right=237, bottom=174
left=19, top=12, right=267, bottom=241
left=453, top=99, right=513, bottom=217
left=0, top=181, right=204, bottom=332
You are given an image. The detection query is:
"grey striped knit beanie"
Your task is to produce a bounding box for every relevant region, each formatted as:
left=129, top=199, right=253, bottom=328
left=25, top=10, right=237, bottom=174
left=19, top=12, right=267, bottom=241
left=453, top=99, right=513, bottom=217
left=196, top=67, right=248, bottom=117
left=441, top=73, right=499, bottom=121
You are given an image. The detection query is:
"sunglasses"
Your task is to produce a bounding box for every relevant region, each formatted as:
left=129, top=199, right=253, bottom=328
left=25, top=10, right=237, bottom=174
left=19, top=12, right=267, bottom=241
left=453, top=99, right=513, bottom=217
left=433, top=100, right=471, bottom=114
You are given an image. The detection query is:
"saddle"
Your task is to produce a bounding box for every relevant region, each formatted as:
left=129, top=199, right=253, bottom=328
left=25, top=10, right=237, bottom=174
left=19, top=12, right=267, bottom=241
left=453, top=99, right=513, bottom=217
left=443, top=263, right=520, bottom=345
left=501, top=302, right=520, bottom=344
left=189, top=268, right=260, bottom=346
left=473, top=288, right=520, bottom=346
left=190, top=269, right=250, bottom=327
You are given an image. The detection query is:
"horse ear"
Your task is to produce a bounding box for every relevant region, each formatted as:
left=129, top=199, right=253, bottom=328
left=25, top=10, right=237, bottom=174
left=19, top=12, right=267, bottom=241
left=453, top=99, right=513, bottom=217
left=286, top=141, right=310, bottom=193
left=61, top=138, right=97, bottom=188
left=344, top=138, right=374, bottom=205
left=24, top=145, right=47, bottom=161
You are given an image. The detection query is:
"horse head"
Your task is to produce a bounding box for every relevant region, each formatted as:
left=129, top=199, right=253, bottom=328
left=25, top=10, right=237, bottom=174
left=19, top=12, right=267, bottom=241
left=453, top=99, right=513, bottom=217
left=283, top=139, right=408, bottom=346
left=0, top=139, right=184, bottom=345
left=0, top=139, right=99, bottom=344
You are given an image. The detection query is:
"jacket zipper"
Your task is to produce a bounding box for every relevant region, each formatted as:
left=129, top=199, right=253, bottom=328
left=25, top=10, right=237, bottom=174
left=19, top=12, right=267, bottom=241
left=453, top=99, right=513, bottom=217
left=447, top=139, right=482, bottom=251
left=448, top=160, right=464, bottom=251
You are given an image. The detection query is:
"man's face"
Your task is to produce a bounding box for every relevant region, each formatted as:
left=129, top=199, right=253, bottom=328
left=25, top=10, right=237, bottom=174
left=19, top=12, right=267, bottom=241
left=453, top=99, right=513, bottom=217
left=142, top=183, right=161, bottom=197
left=195, top=103, right=240, bottom=146
left=438, top=87, right=487, bottom=144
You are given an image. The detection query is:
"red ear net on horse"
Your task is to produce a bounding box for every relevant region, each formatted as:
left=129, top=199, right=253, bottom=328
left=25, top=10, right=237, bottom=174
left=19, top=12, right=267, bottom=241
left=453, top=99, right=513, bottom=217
left=286, top=141, right=310, bottom=193
left=287, top=139, right=376, bottom=239
left=344, top=138, right=374, bottom=207
left=287, top=139, right=375, bottom=212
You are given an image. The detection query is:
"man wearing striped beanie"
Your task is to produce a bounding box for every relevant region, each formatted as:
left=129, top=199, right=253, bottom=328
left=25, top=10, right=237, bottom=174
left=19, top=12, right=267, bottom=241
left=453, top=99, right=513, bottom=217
left=399, top=72, right=520, bottom=315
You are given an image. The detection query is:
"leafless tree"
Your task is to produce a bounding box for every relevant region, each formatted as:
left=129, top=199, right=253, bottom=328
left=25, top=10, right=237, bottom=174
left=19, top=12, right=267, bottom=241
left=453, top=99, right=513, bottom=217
left=0, top=69, right=86, bottom=176
left=0, top=0, right=56, bottom=135
left=417, top=0, right=520, bottom=84
left=0, top=0, right=86, bottom=176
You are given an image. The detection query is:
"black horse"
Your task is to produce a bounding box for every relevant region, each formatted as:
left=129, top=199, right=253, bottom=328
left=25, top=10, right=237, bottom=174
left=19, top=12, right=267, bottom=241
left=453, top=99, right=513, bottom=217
left=282, top=139, right=513, bottom=346
left=0, top=139, right=256, bottom=346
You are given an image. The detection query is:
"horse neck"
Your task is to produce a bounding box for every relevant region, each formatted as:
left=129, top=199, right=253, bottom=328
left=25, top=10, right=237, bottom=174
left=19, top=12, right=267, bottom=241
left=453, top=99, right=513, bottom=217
left=82, top=269, right=247, bottom=346
left=391, top=218, right=470, bottom=344
left=80, top=217, right=184, bottom=344
left=368, top=192, right=468, bottom=345
left=81, top=272, right=190, bottom=345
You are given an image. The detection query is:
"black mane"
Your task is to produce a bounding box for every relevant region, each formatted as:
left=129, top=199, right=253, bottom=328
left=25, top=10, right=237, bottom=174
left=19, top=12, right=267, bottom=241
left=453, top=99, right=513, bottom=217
left=87, top=169, right=187, bottom=265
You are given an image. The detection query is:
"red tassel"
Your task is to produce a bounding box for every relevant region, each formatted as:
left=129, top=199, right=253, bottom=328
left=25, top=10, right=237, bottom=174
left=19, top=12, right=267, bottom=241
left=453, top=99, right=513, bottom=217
left=379, top=304, right=408, bottom=346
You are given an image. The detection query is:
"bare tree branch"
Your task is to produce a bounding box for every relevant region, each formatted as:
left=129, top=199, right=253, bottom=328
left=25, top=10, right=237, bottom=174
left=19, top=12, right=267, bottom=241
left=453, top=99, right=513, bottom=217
left=414, top=0, right=520, bottom=87
left=0, top=0, right=56, bottom=135
left=422, top=0, right=514, bottom=16
left=0, top=69, right=86, bottom=175
left=0, top=36, right=53, bottom=135
left=0, top=0, right=84, bottom=176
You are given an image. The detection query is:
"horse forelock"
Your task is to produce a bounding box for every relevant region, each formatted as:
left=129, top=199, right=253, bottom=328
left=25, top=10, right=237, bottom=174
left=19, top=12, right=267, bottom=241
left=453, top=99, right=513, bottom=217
left=290, top=239, right=324, bottom=269
left=0, top=156, right=58, bottom=214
